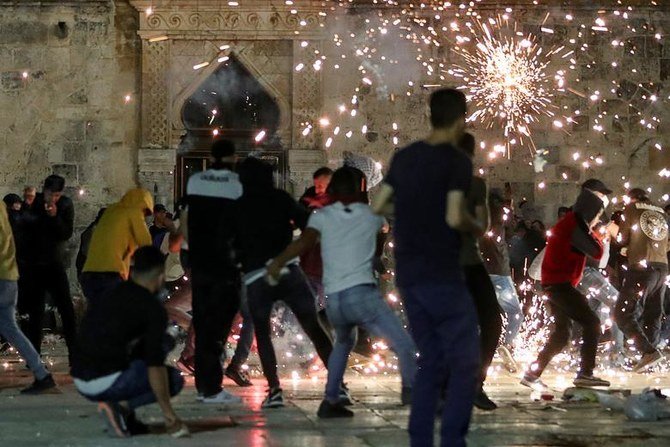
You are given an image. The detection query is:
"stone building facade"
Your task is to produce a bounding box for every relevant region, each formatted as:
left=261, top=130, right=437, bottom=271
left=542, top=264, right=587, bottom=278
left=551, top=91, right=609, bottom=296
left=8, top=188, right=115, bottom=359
left=0, top=0, right=668, bottom=237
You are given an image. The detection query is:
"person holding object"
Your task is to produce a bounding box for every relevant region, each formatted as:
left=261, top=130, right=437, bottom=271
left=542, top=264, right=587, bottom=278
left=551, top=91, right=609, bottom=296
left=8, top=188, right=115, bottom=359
left=267, top=167, right=417, bottom=418
left=234, top=157, right=333, bottom=409
left=372, top=89, right=481, bottom=447
left=71, top=246, right=187, bottom=438
left=521, top=185, right=611, bottom=390
left=16, top=175, right=77, bottom=363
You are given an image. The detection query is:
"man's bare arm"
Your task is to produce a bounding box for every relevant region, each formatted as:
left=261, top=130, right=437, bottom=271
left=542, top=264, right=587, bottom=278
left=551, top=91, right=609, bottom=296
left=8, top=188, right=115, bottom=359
left=372, top=183, right=395, bottom=216
left=446, top=191, right=485, bottom=234
left=148, top=366, right=180, bottom=424
left=266, top=228, right=320, bottom=279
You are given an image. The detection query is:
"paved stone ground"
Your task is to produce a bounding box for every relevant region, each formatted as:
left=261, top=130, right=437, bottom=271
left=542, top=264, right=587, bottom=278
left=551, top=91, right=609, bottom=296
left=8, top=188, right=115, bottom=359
left=2, top=345, right=670, bottom=447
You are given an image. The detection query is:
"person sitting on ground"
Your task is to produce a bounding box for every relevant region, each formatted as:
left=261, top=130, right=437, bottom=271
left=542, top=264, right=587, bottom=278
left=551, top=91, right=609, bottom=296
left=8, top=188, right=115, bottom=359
left=71, top=246, right=187, bottom=438
left=0, top=201, right=57, bottom=394
left=268, top=167, right=417, bottom=418
left=80, top=189, right=153, bottom=306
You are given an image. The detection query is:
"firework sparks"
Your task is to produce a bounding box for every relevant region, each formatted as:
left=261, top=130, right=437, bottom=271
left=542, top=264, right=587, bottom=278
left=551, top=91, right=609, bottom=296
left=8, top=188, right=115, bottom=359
left=451, top=18, right=557, bottom=153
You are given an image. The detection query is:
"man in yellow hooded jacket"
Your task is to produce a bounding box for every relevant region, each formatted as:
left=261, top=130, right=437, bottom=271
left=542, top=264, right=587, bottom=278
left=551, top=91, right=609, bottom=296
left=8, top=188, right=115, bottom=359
left=80, top=189, right=153, bottom=306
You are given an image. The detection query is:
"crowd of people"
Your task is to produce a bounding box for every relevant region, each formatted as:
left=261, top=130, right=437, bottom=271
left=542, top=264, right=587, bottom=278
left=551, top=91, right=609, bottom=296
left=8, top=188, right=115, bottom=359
left=0, top=88, right=668, bottom=446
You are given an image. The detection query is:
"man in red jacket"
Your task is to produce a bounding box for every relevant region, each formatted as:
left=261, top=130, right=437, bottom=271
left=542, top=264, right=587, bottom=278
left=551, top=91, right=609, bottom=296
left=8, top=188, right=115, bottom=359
left=522, top=183, right=612, bottom=389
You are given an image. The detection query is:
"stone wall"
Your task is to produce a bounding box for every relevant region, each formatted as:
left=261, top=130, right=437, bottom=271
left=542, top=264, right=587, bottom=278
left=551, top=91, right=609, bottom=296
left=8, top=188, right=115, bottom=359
left=0, top=0, right=140, bottom=233
left=319, top=4, right=670, bottom=223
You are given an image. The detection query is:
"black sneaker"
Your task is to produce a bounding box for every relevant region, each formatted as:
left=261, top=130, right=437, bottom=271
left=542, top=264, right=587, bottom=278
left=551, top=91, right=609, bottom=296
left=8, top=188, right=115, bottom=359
left=225, top=366, right=253, bottom=387
left=317, top=399, right=354, bottom=418
left=573, top=374, right=610, bottom=387
left=97, top=402, right=129, bottom=438
left=339, top=383, right=353, bottom=406
left=261, top=388, right=285, bottom=409
left=20, top=374, right=58, bottom=395
left=473, top=388, right=498, bottom=411
left=123, top=409, right=150, bottom=436
left=401, top=386, right=412, bottom=406
left=633, top=350, right=664, bottom=373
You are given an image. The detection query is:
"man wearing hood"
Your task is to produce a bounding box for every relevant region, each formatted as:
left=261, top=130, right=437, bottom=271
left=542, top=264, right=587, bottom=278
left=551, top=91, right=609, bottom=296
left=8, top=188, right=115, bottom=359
left=234, top=157, right=334, bottom=409
left=521, top=184, right=611, bottom=389
left=615, top=188, right=669, bottom=372
left=80, top=188, right=153, bottom=306
left=16, top=175, right=77, bottom=362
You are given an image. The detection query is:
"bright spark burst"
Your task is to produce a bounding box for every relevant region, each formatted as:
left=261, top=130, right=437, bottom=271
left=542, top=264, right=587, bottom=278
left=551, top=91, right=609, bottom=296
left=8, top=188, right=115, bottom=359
left=452, top=18, right=556, bottom=152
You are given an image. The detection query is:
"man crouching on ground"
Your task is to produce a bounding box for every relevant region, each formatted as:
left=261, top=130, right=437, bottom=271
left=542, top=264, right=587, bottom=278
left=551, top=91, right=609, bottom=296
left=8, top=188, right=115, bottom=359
left=71, top=246, right=188, bottom=438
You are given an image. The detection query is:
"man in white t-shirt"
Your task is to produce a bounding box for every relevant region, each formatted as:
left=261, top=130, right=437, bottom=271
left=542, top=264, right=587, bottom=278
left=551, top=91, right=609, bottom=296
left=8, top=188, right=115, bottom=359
left=268, top=167, right=416, bottom=418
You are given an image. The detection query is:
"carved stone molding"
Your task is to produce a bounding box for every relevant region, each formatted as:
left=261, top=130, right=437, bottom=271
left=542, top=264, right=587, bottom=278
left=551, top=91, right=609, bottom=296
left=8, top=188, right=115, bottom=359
left=141, top=40, right=169, bottom=147
left=292, top=40, right=323, bottom=150
left=130, top=1, right=326, bottom=39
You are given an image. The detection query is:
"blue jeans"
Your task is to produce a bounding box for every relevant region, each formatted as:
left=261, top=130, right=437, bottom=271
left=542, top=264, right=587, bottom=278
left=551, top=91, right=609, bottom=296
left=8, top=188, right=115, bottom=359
left=577, top=267, right=624, bottom=353
left=400, top=280, right=479, bottom=447
left=324, top=284, right=416, bottom=402
left=490, top=275, right=523, bottom=346
left=0, top=280, right=49, bottom=380
left=80, top=360, right=184, bottom=410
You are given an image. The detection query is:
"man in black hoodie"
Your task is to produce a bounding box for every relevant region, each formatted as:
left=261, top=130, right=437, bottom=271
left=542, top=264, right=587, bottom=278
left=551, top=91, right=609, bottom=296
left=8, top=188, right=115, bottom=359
left=16, top=175, right=77, bottom=362
left=235, top=157, right=333, bottom=409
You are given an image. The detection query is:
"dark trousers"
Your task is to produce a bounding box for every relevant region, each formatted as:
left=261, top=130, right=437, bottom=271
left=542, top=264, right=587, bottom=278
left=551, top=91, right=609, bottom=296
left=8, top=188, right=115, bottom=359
left=464, top=263, right=503, bottom=386
left=615, top=264, right=668, bottom=354
left=400, top=280, right=479, bottom=447
left=532, top=283, right=600, bottom=377
left=191, top=271, right=240, bottom=397
left=17, top=263, right=77, bottom=358
left=80, top=272, right=124, bottom=308
left=247, top=265, right=332, bottom=389
left=80, top=360, right=184, bottom=410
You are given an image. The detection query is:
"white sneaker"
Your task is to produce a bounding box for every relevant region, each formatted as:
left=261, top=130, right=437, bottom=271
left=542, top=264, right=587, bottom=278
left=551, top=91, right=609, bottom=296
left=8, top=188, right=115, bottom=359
left=201, top=389, right=242, bottom=404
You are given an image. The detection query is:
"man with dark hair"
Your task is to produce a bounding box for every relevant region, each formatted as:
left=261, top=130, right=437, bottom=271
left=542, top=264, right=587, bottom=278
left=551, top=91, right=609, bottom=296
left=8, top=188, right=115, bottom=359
left=521, top=187, right=611, bottom=389
left=268, top=166, right=416, bottom=418
left=457, top=132, right=503, bottom=411
left=557, top=206, right=571, bottom=221
left=22, top=186, right=36, bottom=210
left=301, top=167, right=334, bottom=208
left=235, top=157, right=333, bottom=408
left=182, top=139, right=243, bottom=404
left=615, top=188, right=669, bottom=372
left=16, top=174, right=77, bottom=363
left=81, top=189, right=153, bottom=306
left=299, top=167, right=333, bottom=312
left=72, top=246, right=187, bottom=438
left=373, top=89, right=481, bottom=447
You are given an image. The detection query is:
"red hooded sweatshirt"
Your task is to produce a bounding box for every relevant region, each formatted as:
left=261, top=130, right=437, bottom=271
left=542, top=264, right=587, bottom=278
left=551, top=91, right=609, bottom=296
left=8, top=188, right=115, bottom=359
left=541, top=211, right=604, bottom=287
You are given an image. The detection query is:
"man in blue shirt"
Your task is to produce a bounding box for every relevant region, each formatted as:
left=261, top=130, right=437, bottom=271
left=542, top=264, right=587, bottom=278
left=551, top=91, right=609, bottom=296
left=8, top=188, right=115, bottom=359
left=373, top=89, right=482, bottom=447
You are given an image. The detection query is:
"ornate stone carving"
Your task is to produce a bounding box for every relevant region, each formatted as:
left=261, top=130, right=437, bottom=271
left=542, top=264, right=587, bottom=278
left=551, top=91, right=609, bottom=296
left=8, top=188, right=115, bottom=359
left=142, top=40, right=169, bottom=147
left=292, top=40, right=323, bottom=150
left=137, top=9, right=324, bottom=39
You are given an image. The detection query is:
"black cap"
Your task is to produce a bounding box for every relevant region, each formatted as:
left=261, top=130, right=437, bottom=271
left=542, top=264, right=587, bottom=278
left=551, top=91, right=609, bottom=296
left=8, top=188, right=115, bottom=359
left=627, top=188, right=649, bottom=202
left=581, top=178, right=612, bottom=195
left=154, top=204, right=167, bottom=214
left=211, top=139, right=236, bottom=160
